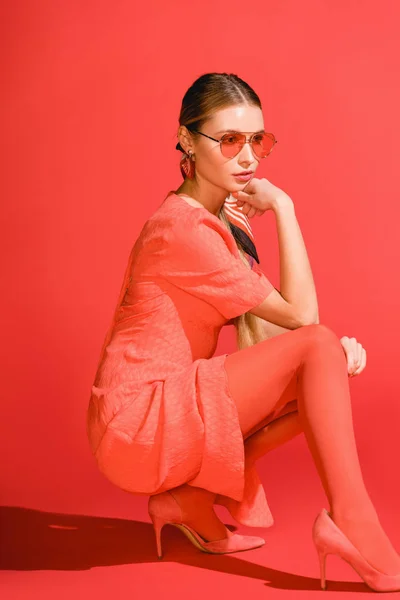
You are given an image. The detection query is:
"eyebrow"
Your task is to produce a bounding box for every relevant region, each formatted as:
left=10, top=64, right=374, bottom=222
left=215, top=128, right=266, bottom=134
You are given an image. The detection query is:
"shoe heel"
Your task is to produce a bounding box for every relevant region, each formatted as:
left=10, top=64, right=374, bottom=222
left=312, top=508, right=400, bottom=593
left=317, top=546, right=328, bottom=590
left=149, top=513, right=167, bottom=560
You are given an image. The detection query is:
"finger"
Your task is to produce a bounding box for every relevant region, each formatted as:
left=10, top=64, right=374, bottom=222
left=240, top=203, right=251, bottom=216
left=340, top=336, right=349, bottom=356
left=234, top=189, right=258, bottom=208
left=348, top=338, right=359, bottom=374
left=350, top=344, right=363, bottom=376
left=354, top=342, right=363, bottom=373
left=340, top=338, right=358, bottom=377
left=247, top=205, right=258, bottom=218
left=347, top=352, right=357, bottom=375
left=242, top=202, right=257, bottom=217
left=352, top=348, right=366, bottom=376
left=350, top=337, right=358, bottom=356
left=234, top=190, right=252, bottom=203
left=356, top=341, right=363, bottom=364
left=339, top=339, right=351, bottom=373
left=347, top=354, right=355, bottom=375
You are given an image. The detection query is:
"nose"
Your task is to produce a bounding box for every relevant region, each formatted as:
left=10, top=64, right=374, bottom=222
left=238, top=140, right=255, bottom=163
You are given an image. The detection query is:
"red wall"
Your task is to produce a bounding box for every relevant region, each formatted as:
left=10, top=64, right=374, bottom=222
left=1, top=0, right=399, bottom=579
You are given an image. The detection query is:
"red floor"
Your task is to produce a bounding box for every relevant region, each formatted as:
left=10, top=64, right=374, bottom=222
left=3, top=439, right=399, bottom=599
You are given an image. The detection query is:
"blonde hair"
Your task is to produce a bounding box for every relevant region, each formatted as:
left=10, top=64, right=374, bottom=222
left=217, top=206, right=269, bottom=349
left=176, top=72, right=270, bottom=350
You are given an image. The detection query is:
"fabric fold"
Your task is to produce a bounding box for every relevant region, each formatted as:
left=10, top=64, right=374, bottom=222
left=214, top=461, right=274, bottom=528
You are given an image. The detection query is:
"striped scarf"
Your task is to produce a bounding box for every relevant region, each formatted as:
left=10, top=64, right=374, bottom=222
left=223, top=194, right=259, bottom=265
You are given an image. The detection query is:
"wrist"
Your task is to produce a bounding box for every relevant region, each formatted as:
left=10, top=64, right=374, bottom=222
left=272, top=194, right=294, bottom=213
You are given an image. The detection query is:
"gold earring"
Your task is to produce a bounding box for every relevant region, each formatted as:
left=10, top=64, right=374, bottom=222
left=180, top=150, right=196, bottom=179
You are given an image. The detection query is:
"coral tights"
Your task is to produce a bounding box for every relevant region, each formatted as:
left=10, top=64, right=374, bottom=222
left=169, top=324, right=400, bottom=573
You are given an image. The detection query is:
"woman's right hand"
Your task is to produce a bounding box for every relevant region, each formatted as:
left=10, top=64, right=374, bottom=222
left=232, top=177, right=292, bottom=215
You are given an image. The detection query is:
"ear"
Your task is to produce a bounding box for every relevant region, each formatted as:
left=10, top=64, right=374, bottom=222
left=177, top=125, right=193, bottom=154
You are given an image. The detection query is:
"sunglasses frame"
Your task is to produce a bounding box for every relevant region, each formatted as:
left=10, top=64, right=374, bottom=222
left=189, top=128, right=278, bottom=159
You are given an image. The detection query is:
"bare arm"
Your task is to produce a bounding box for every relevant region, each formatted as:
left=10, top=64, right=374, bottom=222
left=275, top=198, right=319, bottom=323
left=250, top=197, right=319, bottom=328
left=262, top=313, right=319, bottom=337
left=226, top=312, right=319, bottom=335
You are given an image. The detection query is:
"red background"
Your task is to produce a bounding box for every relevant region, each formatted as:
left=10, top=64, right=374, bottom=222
left=2, top=1, right=400, bottom=597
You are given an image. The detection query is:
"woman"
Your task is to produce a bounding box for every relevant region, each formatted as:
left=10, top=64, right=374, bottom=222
left=86, top=72, right=400, bottom=591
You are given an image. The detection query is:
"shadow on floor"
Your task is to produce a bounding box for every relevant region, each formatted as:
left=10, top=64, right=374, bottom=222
left=0, top=505, right=368, bottom=592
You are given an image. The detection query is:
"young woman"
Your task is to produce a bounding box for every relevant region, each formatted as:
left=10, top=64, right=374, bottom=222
left=86, top=72, right=400, bottom=591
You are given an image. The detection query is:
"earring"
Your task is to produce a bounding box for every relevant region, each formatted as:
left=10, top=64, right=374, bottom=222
left=180, top=150, right=195, bottom=179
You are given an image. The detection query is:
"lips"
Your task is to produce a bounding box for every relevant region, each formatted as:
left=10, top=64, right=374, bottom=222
left=233, top=170, right=253, bottom=176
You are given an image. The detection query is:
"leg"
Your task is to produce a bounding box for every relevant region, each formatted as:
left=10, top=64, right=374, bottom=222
left=167, top=329, right=318, bottom=542
left=242, top=377, right=302, bottom=463
left=225, top=324, right=367, bottom=508
left=167, top=409, right=303, bottom=543
left=168, top=361, right=302, bottom=543
left=243, top=405, right=302, bottom=466
left=167, top=408, right=303, bottom=542
left=223, top=323, right=400, bottom=574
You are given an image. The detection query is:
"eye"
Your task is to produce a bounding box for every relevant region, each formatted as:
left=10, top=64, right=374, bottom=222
left=222, top=134, right=240, bottom=144
left=253, top=134, right=265, bottom=143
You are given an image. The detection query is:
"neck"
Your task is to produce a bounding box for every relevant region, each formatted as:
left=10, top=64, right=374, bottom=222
left=175, top=182, right=229, bottom=216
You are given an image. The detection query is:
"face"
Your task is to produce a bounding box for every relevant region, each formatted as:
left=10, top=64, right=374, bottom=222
left=180, top=104, right=265, bottom=193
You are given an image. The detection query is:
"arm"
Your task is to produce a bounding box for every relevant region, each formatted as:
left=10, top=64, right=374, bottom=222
left=249, top=197, right=319, bottom=327
left=223, top=193, right=320, bottom=330
left=226, top=288, right=319, bottom=333
left=226, top=313, right=319, bottom=333
left=274, top=198, right=319, bottom=324
left=262, top=313, right=319, bottom=337
left=262, top=278, right=320, bottom=336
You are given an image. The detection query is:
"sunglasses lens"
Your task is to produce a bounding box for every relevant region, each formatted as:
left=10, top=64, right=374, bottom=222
left=252, top=133, right=275, bottom=158
left=220, top=134, right=245, bottom=158
left=220, top=133, right=276, bottom=158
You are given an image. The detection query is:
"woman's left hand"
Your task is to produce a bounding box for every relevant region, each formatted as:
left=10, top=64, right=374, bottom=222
left=233, top=198, right=266, bottom=218
left=340, top=336, right=367, bottom=377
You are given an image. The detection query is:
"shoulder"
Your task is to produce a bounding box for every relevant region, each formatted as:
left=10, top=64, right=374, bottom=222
left=143, top=198, right=240, bottom=263
left=170, top=209, right=237, bottom=253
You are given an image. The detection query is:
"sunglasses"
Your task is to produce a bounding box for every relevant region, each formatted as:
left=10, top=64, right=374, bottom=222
left=189, top=128, right=278, bottom=159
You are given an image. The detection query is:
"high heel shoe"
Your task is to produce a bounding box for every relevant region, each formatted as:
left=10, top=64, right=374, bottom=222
left=312, top=508, right=400, bottom=592
left=148, top=490, right=266, bottom=559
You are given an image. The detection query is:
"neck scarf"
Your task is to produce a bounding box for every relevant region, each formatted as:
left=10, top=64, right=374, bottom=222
left=223, top=194, right=259, bottom=264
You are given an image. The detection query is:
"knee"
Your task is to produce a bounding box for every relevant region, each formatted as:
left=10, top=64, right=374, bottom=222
left=299, top=323, right=343, bottom=353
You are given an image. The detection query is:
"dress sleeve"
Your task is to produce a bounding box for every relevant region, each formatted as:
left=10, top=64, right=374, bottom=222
left=161, top=211, right=275, bottom=320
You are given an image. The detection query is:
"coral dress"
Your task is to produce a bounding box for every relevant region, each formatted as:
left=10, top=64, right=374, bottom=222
left=86, top=190, right=277, bottom=527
